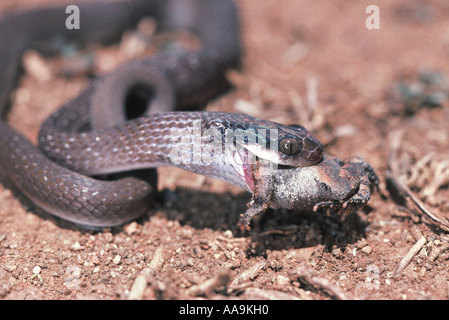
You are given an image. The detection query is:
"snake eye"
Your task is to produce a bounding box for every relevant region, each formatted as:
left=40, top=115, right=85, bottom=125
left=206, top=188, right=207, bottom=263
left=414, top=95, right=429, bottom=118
left=279, top=137, right=301, bottom=155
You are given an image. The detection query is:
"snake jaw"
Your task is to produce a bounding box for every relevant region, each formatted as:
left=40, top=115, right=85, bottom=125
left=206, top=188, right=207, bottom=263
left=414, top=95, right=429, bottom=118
left=243, top=164, right=255, bottom=192
left=237, top=159, right=274, bottom=231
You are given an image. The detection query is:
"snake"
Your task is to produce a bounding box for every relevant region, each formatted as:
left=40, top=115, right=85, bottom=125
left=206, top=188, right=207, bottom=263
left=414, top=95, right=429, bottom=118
left=0, top=0, right=324, bottom=228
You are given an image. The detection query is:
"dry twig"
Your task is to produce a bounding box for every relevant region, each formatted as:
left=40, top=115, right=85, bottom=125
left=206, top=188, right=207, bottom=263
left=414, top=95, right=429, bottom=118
left=429, top=242, right=449, bottom=261
left=128, top=245, right=166, bottom=300
left=386, top=130, right=449, bottom=232
left=243, top=287, right=300, bottom=300
left=396, top=231, right=427, bottom=274
left=186, top=269, right=231, bottom=297
left=230, top=260, right=267, bottom=287
left=292, top=265, right=348, bottom=300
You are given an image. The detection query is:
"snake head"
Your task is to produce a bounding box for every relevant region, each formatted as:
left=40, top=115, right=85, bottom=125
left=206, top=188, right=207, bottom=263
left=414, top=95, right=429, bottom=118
left=236, top=122, right=323, bottom=168
left=203, top=114, right=323, bottom=168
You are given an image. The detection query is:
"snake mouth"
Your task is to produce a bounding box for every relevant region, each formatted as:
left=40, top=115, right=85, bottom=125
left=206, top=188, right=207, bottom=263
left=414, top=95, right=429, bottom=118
left=243, top=164, right=255, bottom=192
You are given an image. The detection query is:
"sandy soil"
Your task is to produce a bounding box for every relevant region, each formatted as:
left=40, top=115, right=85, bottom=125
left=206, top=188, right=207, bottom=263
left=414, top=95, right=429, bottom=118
left=1, top=0, right=449, bottom=300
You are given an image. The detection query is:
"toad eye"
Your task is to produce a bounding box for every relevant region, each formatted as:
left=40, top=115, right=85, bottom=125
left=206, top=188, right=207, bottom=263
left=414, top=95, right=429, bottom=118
left=279, top=137, right=301, bottom=155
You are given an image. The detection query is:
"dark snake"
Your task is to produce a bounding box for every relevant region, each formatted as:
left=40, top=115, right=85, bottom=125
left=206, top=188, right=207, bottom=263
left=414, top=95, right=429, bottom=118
left=0, top=0, right=323, bottom=227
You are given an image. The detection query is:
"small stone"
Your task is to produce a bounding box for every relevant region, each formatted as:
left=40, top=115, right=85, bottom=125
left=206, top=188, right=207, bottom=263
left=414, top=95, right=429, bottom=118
left=273, top=275, right=290, bottom=286
left=223, top=230, right=234, bottom=238
left=23, top=50, right=53, bottom=82
left=124, top=222, right=140, bottom=235
left=113, top=255, right=121, bottom=265
left=332, top=248, right=343, bottom=258
left=91, top=255, right=100, bottom=265
left=361, top=246, right=373, bottom=255
left=357, top=239, right=369, bottom=249
left=71, top=241, right=82, bottom=250
left=32, top=266, right=41, bottom=275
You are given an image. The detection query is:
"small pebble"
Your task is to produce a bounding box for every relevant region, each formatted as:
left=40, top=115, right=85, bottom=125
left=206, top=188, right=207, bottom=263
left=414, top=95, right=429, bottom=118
left=71, top=241, right=82, bottom=250
left=361, top=246, right=373, bottom=255
left=273, top=275, right=290, bottom=286
left=332, top=248, right=343, bottom=258
left=91, top=255, right=100, bottom=265
left=124, top=221, right=140, bottom=235
left=223, top=230, right=234, bottom=238
left=113, top=255, right=121, bottom=265
left=32, top=266, right=41, bottom=275
left=23, top=50, right=53, bottom=82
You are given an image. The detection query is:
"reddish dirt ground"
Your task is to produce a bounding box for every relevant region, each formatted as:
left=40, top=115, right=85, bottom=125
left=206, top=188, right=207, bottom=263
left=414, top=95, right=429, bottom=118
left=1, top=0, right=449, bottom=300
